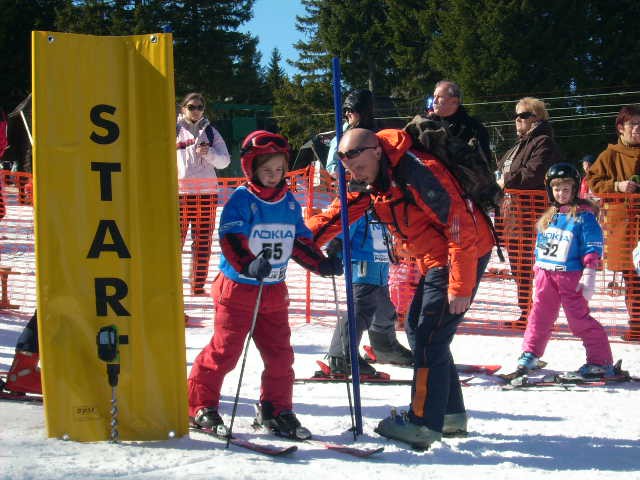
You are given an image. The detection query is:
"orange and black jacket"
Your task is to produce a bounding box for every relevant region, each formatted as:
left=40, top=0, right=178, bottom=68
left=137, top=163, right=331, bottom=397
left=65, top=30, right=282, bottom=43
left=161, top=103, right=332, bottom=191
left=307, top=129, right=494, bottom=298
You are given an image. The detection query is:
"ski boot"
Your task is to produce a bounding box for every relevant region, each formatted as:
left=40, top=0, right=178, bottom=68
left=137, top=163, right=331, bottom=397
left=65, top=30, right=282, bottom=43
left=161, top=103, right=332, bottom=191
left=328, top=355, right=377, bottom=377
left=498, top=352, right=543, bottom=383
left=4, top=350, right=42, bottom=395
left=442, top=412, right=468, bottom=437
left=517, top=352, right=541, bottom=372
left=367, top=331, right=413, bottom=366
left=375, top=408, right=441, bottom=451
left=254, top=401, right=311, bottom=440
left=190, top=407, right=229, bottom=437
left=575, top=363, right=616, bottom=379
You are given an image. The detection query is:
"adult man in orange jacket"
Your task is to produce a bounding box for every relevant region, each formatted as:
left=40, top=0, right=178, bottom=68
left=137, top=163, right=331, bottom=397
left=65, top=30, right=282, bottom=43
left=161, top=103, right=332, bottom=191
left=307, top=128, right=493, bottom=449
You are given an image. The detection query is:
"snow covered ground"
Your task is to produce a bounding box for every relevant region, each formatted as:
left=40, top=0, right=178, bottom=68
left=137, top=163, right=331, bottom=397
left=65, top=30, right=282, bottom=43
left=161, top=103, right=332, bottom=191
left=1, top=316, right=639, bottom=479
left=0, top=195, right=638, bottom=479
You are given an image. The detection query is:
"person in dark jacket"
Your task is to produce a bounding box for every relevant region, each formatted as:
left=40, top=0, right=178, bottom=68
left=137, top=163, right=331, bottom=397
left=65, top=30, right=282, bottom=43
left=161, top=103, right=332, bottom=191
left=429, top=80, right=492, bottom=166
left=325, top=89, right=375, bottom=174
left=496, top=97, right=563, bottom=328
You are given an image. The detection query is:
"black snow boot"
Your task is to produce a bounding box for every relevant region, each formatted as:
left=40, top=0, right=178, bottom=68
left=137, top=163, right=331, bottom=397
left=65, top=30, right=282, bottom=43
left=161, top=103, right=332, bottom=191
left=368, top=331, right=414, bottom=366
left=190, top=408, right=229, bottom=436
left=255, top=401, right=311, bottom=440
left=328, top=355, right=377, bottom=376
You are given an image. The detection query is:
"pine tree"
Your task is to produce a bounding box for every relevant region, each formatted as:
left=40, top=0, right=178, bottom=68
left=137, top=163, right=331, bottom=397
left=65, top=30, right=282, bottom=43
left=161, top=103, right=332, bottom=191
left=316, top=0, right=395, bottom=94
left=265, top=48, right=287, bottom=100
left=290, top=0, right=333, bottom=85
left=0, top=0, right=64, bottom=107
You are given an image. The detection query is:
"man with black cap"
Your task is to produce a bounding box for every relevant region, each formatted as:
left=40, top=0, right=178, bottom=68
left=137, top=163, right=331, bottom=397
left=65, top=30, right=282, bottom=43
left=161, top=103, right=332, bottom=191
left=321, top=89, right=413, bottom=376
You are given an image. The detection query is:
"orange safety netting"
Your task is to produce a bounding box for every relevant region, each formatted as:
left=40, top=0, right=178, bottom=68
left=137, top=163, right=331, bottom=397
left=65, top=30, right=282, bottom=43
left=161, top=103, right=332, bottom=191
left=2, top=169, right=639, bottom=342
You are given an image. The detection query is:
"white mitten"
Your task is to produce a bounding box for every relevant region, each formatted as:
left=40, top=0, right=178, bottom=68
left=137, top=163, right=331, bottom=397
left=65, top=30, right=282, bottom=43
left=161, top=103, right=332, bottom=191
left=576, top=268, right=596, bottom=301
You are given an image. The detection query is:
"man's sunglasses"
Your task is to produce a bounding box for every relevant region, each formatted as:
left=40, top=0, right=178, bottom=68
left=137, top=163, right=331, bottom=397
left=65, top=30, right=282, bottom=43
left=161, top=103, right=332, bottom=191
left=186, top=104, right=205, bottom=111
left=513, top=111, right=535, bottom=120
left=337, top=145, right=377, bottom=160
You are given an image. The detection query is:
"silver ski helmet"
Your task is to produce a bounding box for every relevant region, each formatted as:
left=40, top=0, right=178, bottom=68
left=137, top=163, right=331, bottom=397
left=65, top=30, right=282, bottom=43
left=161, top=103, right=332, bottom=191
left=545, top=162, right=581, bottom=204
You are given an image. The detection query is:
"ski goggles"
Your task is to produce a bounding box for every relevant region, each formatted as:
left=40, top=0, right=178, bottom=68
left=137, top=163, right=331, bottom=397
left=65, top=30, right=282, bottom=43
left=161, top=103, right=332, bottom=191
left=241, top=133, right=289, bottom=155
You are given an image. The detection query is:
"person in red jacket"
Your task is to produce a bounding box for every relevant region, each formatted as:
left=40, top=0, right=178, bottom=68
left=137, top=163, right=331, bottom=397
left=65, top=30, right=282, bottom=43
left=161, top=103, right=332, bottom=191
left=307, top=128, right=494, bottom=450
left=188, top=131, right=342, bottom=440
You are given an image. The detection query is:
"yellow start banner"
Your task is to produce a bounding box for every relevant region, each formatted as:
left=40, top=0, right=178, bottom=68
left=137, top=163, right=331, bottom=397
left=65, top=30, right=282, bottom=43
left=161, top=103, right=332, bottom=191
left=32, top=31, right=187, bottom=441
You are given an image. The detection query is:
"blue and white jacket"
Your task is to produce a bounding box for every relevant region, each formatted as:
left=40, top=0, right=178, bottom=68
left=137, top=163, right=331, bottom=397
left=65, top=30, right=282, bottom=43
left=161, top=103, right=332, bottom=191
left=218, top=185, right=314, bottom=285
left=534, top=206, right=603, bottom=272
left=340, top=213, right=390, bottom=286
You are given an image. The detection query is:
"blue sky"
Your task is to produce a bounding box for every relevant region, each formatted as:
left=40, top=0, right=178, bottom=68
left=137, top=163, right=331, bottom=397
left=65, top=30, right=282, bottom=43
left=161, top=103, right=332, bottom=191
left=243, top=0, right=307, bottom=77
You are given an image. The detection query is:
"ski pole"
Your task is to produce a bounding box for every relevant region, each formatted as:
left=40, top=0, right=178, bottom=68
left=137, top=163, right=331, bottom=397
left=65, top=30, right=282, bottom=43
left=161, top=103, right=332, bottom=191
left=226, top=280, right=264, bottom=448
left=332, top=274, right=356, bottom=440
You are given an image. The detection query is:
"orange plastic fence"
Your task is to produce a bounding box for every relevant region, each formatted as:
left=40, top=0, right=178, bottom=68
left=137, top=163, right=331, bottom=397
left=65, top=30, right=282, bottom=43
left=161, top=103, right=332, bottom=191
left=1, top=169, right=639, bottom=342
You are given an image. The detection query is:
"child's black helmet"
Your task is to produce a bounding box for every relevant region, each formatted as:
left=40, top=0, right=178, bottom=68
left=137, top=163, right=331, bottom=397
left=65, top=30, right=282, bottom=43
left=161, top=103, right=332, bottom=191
left=545, top=162, right=581, bottom=203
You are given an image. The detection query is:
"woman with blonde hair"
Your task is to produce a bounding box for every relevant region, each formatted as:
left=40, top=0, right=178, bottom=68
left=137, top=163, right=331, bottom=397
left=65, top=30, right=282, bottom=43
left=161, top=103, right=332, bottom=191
left=496, top=97, right=563, bottom=328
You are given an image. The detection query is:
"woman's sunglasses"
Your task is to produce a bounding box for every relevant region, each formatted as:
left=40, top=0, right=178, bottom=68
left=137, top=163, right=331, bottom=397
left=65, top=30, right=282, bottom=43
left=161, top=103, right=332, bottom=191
left=513, top=111, right=535, bottom=120
left=186, top=104, right=205, bottom=111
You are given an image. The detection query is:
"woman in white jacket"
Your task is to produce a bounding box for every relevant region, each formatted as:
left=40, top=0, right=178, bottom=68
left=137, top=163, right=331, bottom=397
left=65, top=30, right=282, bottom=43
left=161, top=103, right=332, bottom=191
left=176, top=92, right=230, bottom=295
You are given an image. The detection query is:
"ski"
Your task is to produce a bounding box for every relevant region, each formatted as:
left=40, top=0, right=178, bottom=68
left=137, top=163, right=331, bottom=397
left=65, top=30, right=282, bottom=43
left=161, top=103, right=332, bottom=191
left=295, top=374, right=412, bottom=386
left=496, top=360, right=549, bottom=383
left=251, top=420, right=384, bottom=458
left=455, top=364, right=502, bottom=375
left=308, top=439, right=384, bottom=458
left=189, top=426, right=297, bottom=456
left=501, top=360, right=637, bottom=390
left=363, top=347, right=501, bottom=375
left=297, top=360, right=475, bottom=386
left=308, top=359, right=404, bottom=383
left=502, top=375, right=600, bottom=390
left=295, top=373, right=474, bottom=386
left=0, top=390, right=43, bottom=403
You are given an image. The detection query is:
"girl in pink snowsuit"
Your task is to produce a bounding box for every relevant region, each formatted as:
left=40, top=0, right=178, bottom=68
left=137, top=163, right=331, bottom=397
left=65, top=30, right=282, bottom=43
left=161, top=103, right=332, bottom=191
left=517, top=163, right=614, bottom=378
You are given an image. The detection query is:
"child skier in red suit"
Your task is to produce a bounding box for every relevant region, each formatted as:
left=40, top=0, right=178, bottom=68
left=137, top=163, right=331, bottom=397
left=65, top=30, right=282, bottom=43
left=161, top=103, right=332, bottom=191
left=188, top=131, right=342, bottom=439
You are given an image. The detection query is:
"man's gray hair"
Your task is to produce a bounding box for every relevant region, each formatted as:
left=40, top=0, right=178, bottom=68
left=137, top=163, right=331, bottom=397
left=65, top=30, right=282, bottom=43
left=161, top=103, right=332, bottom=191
left=435, top=80, right=462, bottom=99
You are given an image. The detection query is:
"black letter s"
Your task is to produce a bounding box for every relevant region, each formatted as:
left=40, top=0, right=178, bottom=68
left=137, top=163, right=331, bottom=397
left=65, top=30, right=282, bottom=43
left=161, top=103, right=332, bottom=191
left=89, top=105, right=120, bottom=144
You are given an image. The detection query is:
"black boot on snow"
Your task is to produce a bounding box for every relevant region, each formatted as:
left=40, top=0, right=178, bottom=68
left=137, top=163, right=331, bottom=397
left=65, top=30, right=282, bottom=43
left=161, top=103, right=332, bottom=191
left=255, top=401, right=312, bottom=440
left=368, top=331, right=414, bottom=366
left=190, top=408, right=229, bottom=437
left=328, top=355, right=377, bottom=376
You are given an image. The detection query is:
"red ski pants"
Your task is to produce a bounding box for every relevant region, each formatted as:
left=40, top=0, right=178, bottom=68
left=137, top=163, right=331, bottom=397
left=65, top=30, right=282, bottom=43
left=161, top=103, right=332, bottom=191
left=188, top=276, right=294, bottom=417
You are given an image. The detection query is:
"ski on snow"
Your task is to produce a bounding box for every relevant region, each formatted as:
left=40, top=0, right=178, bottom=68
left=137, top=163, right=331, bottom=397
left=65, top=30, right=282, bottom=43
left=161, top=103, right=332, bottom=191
left=189, top=425, right=297, bottom=457
left=294, top=359, right=484, bottom=385
left=251, top=404, right=384, bottom=458
left=499, top=360, right=638, bottom=389
left=250, top=421, right=384, bottom=458
left=295, top=360, right=411, bottom=385
left=0, top=390, right=43, bottom=403
left=362, top=346, right=502, bottom=375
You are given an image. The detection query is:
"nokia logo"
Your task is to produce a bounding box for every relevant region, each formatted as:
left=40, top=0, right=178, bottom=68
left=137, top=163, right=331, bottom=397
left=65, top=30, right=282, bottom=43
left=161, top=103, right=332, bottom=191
left=252, top=230, right=294, bottom=239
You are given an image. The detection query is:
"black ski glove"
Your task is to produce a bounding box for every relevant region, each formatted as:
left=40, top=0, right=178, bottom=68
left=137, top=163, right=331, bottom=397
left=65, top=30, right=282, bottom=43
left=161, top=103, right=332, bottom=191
left=244, top=256, right=272, bottom=281
left=318, top=253, right=343, bottom=277
left=326, top=237, right=343, bottom=259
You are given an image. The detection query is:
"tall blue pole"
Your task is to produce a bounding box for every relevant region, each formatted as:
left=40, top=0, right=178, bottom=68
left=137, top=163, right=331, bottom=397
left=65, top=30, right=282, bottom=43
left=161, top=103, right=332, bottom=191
left=331, top=57, right=363, bottom=435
